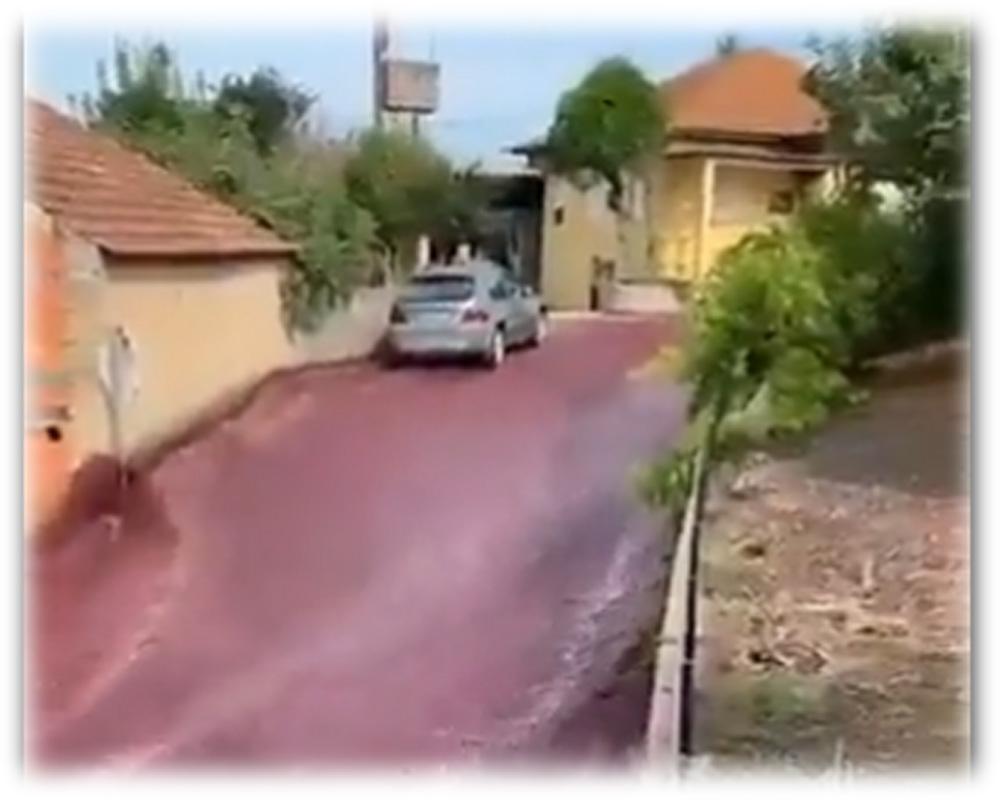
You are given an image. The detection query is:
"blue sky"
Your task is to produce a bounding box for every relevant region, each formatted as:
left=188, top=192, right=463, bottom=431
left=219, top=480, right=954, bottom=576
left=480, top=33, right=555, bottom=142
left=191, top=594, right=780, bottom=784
left=26, top=23, right=851, bottom=169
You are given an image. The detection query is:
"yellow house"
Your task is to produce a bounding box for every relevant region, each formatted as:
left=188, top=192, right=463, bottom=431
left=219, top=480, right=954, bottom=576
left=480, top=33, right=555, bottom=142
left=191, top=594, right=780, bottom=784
left=520, top=49, right=841, bottom=310
left=652, top=49, right=839, bottom=284
left=26, top=99, right=297, bottom=485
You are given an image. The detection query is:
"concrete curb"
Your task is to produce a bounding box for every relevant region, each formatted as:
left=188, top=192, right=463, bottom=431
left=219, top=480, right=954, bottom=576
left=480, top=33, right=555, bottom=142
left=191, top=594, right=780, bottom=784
left=644, top=446, right=707, bottom=773
left=867, top=339, right=966, bottom=374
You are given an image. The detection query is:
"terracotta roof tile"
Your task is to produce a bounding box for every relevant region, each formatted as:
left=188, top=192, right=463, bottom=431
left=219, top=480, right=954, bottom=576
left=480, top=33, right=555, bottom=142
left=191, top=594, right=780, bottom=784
left=26, top=100, right=297, bottom=259
left=660, top=49, right=828, bottom=139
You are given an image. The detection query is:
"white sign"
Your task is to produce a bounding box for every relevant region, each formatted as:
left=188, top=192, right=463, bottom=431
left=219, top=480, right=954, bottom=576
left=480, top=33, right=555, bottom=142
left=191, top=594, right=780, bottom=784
left=382, top=59, right=440, bottom=113
left=98, top=326, right=139, bottom=407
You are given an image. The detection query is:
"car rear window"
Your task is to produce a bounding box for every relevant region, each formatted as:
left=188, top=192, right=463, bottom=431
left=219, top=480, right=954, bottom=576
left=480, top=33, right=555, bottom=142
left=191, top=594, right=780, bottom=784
left=403, top=275, right=475, bottom=303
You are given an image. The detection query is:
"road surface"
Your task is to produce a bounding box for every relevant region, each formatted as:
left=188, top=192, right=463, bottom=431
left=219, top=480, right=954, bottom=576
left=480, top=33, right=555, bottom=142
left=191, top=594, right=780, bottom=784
left=32, top=315, right=686, bottom=769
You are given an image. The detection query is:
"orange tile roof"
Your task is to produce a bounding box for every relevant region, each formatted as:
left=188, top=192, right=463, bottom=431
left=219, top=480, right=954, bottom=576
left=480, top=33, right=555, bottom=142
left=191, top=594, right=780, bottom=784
left=26, top=100, right=297, bottom=259
left=660, top=49, right=828, bottom=139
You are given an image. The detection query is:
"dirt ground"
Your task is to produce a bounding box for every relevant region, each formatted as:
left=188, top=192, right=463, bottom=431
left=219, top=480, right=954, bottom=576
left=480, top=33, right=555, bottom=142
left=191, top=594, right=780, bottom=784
left=694, top=346, right=970, bottom=775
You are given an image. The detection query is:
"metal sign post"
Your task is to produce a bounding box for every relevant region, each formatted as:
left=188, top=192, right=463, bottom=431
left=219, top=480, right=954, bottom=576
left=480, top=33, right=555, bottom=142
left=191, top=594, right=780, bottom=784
left=97, top=326, right=138, bottom=481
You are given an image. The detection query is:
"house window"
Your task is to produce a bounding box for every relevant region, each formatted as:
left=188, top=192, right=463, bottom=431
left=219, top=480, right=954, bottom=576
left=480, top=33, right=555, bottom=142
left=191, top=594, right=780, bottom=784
left=553, top=206, right=565, bottom=226
left=768, top=190, right=795, bottom=214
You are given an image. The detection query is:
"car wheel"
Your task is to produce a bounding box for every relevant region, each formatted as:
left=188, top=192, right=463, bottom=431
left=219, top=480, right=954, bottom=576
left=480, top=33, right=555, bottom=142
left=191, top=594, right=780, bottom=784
left=485, top=328, right=506, bottom=369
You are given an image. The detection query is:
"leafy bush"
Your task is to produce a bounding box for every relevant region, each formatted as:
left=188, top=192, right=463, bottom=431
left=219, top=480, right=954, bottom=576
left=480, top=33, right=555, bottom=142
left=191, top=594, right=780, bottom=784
left=797, top=190, right=965, bottom=357
left=640, top=223, right=862, bottom=512
left=246, top=153, right=376, bottom=331
left=796, top=193, right=913, bottom=362
left=684, top=226, right=850, bottom=417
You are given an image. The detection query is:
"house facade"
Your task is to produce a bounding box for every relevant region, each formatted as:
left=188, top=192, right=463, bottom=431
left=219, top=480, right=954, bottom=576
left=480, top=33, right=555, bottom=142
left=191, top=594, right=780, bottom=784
left=650, top=49, right=840, bottom=283
left=519, top=49, right=841, bottom=310
left=26, top=101, right=297, bottom=530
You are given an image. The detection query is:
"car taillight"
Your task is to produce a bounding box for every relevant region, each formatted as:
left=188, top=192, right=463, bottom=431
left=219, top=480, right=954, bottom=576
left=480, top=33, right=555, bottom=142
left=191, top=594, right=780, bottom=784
left=389, top=304, right=406, bottom=324
left=461, top=307, right=490, bottom=323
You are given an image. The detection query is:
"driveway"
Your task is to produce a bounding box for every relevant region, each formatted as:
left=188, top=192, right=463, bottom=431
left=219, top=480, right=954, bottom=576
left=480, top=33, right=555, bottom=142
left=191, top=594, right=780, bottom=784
left=32, top=315, right=686, bottom=768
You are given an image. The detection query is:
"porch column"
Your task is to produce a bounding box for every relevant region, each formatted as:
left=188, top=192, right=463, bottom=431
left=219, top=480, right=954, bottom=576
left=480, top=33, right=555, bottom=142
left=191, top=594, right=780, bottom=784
left=697, top=158, right=716, bottom=279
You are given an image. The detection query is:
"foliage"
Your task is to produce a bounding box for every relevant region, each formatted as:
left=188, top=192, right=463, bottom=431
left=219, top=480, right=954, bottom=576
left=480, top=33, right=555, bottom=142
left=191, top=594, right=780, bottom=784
left=544, top=57, right=665, bottom=206
left=907, top=194, right=966, bottom=338
left=795, top=192, right=913, bottom=361
left=715, top=34, right=742, bottom=56
left=683, top=227, right=850, bottom=418
left=642, top=25, right=970, bottom=514
left=87, top=40, right=187, bottom=135
left=214, top=67, right=315, bottom=154
left=805, top=26, right=969, bottom=348
left=638, top=191, right=924, bottom=512
left=276, top=188, right=379, bottom=331
left=640, top=222, right=864, bottom=513
left=804, top=26, right=970, bottom=196
left=240, top=144, right=380, bottom=330
left=344, top=129, right=483, bottom=269
left=637, top=444, right=697, bottom=514
left=81, top=40, right=475, bottom=330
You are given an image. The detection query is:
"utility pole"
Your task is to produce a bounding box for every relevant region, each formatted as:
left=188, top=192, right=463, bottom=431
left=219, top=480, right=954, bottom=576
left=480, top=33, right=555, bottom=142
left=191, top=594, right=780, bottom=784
left=373, top=17, right=388, bottom=129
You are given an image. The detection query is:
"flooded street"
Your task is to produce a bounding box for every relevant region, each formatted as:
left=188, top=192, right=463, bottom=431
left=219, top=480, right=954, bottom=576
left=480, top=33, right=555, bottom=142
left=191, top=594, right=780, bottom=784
left=33, top=316, right=685, bottom=768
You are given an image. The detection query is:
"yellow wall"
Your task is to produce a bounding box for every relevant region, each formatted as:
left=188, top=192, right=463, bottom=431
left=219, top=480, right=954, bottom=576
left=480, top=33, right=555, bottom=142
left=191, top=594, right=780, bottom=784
left=71, top=258, right=293, bottom=459
left=537, top=154, right=836, bottom=308
left=702, top=164, right=802, bottom=273
left=650, top=157, right=704, bottom=282
left=652, top=157, right=832, bottom=283
left=539, top=172, right=650, bottom=310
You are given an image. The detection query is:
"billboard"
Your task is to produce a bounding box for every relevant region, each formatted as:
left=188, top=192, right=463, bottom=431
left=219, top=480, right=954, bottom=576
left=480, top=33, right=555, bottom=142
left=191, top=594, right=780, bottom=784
left=381, top=59, right=440, bottom=113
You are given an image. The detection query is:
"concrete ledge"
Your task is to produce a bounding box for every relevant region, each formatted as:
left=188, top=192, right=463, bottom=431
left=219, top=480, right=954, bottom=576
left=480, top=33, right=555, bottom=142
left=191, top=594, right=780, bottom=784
left=868, top=339, right=967, bottom=374
left=604, top=280, right=683, bottom=315
left=645, top=446, right=707, bottom=771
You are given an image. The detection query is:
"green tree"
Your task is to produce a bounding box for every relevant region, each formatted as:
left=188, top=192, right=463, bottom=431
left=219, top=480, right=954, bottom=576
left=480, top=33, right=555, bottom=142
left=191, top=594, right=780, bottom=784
left=804, top=26, right=970, bottom=196
left=87, top=39, right=187, bottom=135
left=544, top=57, right=665, bottom=206
left=805, top=26, right=970, bottom=338
left=214, top=67, right=315, bottom=155
left=344, top=128, right=474, bottom=271
left=715, top=34, right=742, bottom=56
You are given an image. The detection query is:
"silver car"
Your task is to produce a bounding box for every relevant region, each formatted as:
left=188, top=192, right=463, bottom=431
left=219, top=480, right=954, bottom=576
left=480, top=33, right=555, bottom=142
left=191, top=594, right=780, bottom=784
left=384, top=261, right=548, bottom=368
